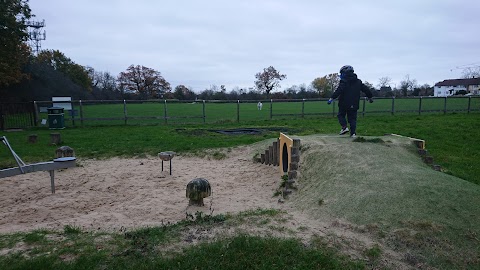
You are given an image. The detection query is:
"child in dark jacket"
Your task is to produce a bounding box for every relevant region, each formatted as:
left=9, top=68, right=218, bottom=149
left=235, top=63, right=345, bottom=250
left=327, top=65, right=373, bottom=137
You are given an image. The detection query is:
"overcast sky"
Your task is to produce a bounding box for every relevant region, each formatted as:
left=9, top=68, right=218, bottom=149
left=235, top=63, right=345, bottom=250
left=29, top=0, right=480, bottom=92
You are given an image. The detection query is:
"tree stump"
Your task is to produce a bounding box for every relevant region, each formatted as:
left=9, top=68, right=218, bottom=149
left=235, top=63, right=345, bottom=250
left=50, top=133, right=61, bottom=145
left=28, top=134, right=38, bottom=143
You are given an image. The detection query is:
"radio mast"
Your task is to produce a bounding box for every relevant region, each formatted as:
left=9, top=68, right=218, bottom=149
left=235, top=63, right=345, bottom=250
left=25, top=19, right=46, bottom=55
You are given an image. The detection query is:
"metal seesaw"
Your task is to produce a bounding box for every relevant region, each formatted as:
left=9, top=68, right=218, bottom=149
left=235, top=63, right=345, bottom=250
left=0, top=136, right=76, bottom=194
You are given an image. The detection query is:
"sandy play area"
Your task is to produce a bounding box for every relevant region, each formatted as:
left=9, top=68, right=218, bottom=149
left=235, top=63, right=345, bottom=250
left=0, top=146, right=287, bottom=233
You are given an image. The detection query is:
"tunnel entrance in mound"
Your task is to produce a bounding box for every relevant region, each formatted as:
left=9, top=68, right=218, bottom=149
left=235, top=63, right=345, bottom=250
left=282, top=143, right=288, bottom=173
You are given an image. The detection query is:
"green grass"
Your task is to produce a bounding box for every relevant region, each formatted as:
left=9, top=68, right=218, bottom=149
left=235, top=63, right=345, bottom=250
left=2, top=113, right=479, bottom=185
left=30, top=96, right=480, bottom=127
left=0, top=211, right=365, bottom=270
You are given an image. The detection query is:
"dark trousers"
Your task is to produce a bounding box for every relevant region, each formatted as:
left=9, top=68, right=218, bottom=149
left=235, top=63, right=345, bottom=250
left=337, top=108, right=358, bottom=135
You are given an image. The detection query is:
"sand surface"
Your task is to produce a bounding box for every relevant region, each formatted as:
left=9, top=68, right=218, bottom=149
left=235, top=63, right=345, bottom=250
left=0, top=146, right=286, bottom=233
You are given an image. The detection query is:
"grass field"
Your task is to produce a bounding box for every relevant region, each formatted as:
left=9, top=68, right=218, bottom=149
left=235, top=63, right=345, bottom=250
left=29, top=96, right=480, bottom=127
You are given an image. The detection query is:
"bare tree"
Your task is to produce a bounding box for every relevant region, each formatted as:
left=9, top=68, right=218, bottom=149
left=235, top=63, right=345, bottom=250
left=461, top=67, right=480, bottom=78
left=117, top=65, right=171, bottom=99
left=255, top=66, right=286, bottom=96
left=377, top=76, right=392, bottom=89
left=399, top=74, right=417, bottom=97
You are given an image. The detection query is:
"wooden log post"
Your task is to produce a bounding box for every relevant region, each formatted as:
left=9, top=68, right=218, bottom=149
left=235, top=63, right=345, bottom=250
left=260, top=153, right=265, bottom=164
left=288, top=170, right=297, bottom=180
left=423, top=156, right=434, bottom=165
left=50, top=133, right=61, bottom=145
left=418, top=149, right=428, bottom=156
left=268, top=146, right=273, bottom=165
left=290, top=162, right=298, bottom=170
left=264, top=149, right=270, bottom=165
left=28, top=134, right=38, bottom=143
left=272, top=141, right=278, bottom=166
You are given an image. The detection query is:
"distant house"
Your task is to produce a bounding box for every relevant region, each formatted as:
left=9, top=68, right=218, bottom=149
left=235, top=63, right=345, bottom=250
left=434, top=78, right=480, bottom=97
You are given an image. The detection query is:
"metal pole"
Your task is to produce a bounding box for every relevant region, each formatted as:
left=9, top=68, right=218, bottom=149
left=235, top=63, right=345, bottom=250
left=270, top=99, right=273, bottom=120
left=123, top=100, right=127, bottom=125
left=49, top=170, right=55, bottom=194
left=468, top=96, right=471, bottom=114
left=237, top=100, right=240, bottom=123
left=362, top=97, right=366, bottom=117
left=164, top=100, right=168, bottom=125
left=71, top=102, right=75, bottom=127
left=418, top=97, right=422, bottom=115
left=33, top=101, right=39, bottom=127
left=444, top=96, right=447, bottom=114
left=391, top=96, right=395, bottom=116
left=79, top=100, right=84, bottom=126
left=302, top=99, right=305, bottom=118
left=202, top=100, right=206, bottom=124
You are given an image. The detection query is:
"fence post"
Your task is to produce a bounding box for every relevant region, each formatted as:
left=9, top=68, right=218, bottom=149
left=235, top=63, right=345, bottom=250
left=362, top=97, right=366, bottom=117
left=391, top=96, right=395, bottom=115
left=33, top=101, right=39, bottom=127
left=270, top=99, right=273, bottom=120
left=302, top=99, right=305, bottom=118
left=79, top=100, right=84, bottom=126
left=70, top=102, right=76, bottom=127
left=123, top=100, right=127, bottom=125
left=418, top=97, right=422, bottom=115
left=443, top=96, right=447, bottom=114
left=237, top=100, right=240, bottom=123
left=468, top=96, right=471, bottom=114
left=164, top=99, right=168, bottom=125
left=203, top=100, right=206, bottom=124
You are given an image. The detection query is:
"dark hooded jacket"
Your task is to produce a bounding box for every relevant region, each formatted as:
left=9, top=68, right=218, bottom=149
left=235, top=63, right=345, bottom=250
left=331, top=72, right=373, bottom=110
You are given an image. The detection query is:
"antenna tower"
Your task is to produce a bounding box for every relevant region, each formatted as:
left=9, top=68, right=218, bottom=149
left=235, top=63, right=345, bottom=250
left=25, top=19, right=46, bottom=55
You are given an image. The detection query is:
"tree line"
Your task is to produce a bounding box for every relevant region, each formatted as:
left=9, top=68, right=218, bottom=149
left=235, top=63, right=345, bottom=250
left=7, top=0, right=476, bottom=103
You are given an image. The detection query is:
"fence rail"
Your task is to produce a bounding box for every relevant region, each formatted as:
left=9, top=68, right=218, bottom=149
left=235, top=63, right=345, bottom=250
left=1, top=96, right=479, bottom=129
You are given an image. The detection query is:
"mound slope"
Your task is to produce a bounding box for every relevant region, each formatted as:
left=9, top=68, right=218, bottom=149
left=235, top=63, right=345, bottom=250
left=292, top=134, right=480, bottom=267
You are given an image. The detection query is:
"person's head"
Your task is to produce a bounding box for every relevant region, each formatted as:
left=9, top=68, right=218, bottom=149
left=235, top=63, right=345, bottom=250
left=339, top=65, right=354, bottom=75
left=339, top=65, right=354, bottom=80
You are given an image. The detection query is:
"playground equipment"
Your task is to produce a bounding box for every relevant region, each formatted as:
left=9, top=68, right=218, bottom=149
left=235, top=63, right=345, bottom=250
left=0, top=136, right=76, bottom=194
left=158, top=151, right=176, bottom=175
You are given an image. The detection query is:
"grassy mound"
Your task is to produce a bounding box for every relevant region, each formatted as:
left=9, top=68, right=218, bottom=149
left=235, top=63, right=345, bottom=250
left=292, top=135, right=480, bottom=268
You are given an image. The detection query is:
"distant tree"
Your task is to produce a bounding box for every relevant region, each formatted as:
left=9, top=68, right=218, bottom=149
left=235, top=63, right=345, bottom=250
left=0, top=0, right=32, bottom=87
left=87, top=67, right=122, bottom=99
left=399, top=74, right=417, bottom=97
left=311, top=73, right=339, bottom=98
left=377, top=76, right=392, bottom=89
left=412, top=83, right=433, bottom=96
left=363, top=81, right=379, bottom=97
left=461, top=67, right=480, bottom=79
left=173, top=85, right=196, bottom=100
left=379, top=86, right=393, bottom=97
left=117, top=65, right=171, bottom=99
left=254, top=66, right=286, bottom=96
left=36, top=50, right=92, bottom=91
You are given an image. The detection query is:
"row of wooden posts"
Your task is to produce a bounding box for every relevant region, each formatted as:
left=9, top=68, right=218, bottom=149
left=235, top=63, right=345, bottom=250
left=260, top=138, right=301, bottom=197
